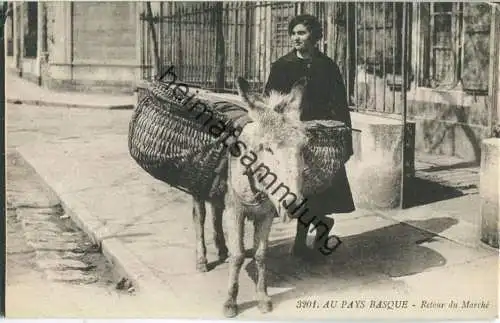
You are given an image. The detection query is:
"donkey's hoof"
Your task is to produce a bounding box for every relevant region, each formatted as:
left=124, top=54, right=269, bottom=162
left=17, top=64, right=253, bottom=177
left=196, top=261, right=208, bottom=272
left=218, top=251, right=229, bottom=263
left=258, top=299, right=273, bottom=313
left=223, top=301, right=238, bottom=318
left=244, top=249, right=255, bottom=258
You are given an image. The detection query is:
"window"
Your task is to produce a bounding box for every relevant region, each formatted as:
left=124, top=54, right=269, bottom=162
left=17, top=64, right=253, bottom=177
left=420, top=3, right=492, bottom=93
left=354, top=3, right=411, bottom=82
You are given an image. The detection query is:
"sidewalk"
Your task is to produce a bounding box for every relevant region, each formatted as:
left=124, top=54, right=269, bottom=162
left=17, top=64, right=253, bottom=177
left=7, top=82, right=499, bottom=320
left=5, top=73, right=136, bottom=110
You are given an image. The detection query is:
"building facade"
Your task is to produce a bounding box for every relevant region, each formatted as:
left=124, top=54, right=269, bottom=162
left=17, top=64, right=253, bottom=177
left=5, top=1, right=141, bottom=94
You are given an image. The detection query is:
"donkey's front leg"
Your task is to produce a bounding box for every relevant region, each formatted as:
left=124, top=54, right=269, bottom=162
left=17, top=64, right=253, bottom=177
left=254, top=215, right=274, bottom=313
left=210, top=200, right=228, bottom=262
left=223, top=210, right=245, bottom=318
left=192, top=196, right=208, bottom=272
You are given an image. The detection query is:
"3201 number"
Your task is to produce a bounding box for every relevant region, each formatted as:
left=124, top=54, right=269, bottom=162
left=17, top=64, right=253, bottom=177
left=296, top=299, right=319, bottom=309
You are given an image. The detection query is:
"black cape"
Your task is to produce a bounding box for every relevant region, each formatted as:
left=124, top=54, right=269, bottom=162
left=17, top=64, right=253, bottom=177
left=264, top=49, right=356, bottom=215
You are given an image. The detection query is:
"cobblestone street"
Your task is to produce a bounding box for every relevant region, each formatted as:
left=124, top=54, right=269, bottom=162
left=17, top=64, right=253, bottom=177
left=6, top=150, right=117, bottom=284
left=5, top=149, right=139, bottom=316
left=5, top=101, right=133, bottom=292
left=5, top=104, right=147, bottom=317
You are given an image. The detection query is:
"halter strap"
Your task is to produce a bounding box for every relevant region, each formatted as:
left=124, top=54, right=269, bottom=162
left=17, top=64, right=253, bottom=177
left=227, top=153, right=268, bottom=207
left=242, top=167, right=268, bottom=204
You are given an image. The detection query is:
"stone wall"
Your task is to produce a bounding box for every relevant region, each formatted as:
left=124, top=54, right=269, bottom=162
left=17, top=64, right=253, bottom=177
left=408, top=88, right=490, bottom=164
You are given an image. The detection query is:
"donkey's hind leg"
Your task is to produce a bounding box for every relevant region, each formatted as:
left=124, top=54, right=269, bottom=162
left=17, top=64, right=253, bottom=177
left=192, top=195, right=208, bottom=272
left=210, top=198, right=228, bottom=263
left=253, top=215, right=274, bottom=313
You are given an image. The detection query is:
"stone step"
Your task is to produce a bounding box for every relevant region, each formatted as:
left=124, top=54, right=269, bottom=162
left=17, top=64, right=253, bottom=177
left=37, top=258, right=94, bottom=271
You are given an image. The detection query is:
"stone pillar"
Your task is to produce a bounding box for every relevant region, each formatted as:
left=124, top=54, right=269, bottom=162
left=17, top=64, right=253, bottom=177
left=3, top=5, right=10, bottom=52
left=135, top=2, right=145, bottom=82
left=53, top=2, right=72, bottom=64
left=410, top=3, right=420, bottom=90
left=3, top=5, right=14, bottom=69
left=36, top=2, right=44, bottom=84
left=488, top=6, right=500, bottom=135
left=346, top=113, right=416, bottom=209
left=47, top=2, right=72, bottom=85
left=480, top=139, right=499, bottom=249
left=497, top=24, right=500, bottom=128
left=13, top=3, right=23, bottom=74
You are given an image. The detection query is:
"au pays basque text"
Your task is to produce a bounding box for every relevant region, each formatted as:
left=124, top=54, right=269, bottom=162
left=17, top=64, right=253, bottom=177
left=296, top=299, right=491, bottom=310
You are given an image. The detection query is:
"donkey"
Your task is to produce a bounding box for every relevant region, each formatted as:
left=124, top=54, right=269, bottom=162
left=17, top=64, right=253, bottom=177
left=220, top=76, right=309, bottom=317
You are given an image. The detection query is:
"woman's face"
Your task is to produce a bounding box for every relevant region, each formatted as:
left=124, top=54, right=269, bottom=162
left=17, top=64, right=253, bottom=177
left=290, top=23, right=315, bottom=52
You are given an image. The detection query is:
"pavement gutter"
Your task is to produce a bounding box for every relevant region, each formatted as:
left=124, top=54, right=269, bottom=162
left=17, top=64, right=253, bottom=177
left=13, top=148, right=169, bottom=295
left=6, top=98, right=135, bottom=110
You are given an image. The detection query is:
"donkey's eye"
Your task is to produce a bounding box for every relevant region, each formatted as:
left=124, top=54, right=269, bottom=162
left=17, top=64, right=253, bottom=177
left=273, top=104, right=285, bottom=113
left=257, top=144, right=273, bottom=154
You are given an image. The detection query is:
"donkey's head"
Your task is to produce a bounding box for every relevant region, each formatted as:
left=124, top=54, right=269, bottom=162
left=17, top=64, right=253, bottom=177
left=234, top=77, right=309, bottom=218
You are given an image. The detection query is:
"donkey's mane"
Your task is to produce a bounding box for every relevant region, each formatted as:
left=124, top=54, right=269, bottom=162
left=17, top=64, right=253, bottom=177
left=263, top=90, right=289, bottom=110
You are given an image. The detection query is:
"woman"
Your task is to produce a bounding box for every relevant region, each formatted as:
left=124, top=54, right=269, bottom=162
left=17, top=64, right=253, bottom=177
left=263, top=14, right=355, bottom=259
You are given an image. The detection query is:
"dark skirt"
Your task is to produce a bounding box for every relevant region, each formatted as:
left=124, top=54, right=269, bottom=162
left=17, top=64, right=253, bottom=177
left=303, top=166, right=355, bottom=216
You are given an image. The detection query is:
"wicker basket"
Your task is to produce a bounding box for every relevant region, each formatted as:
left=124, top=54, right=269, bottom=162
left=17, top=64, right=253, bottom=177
left=128, top=81, right=246, bottom=198
left=302, top=120, right=351, bottom=195
left=128, top=80, right=351, bottom=198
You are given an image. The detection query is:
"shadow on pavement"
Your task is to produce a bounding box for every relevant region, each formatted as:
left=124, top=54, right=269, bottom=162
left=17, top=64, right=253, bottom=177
left=404, top=177, right=467, bottom=208
left=240, top=216, right=458, bottom=314
left=417, top=161, right=478, bottom=173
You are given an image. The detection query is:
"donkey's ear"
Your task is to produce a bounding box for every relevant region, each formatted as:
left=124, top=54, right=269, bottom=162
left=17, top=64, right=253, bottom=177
left=236, top=76, right=266, bottom=112
left=289, top=77, right=307, bottom=102
left=284, top=76, right=307, bottom=113
left=292, top=76, right=308, bottom=90
left=236, top=77, right=251, bottom=101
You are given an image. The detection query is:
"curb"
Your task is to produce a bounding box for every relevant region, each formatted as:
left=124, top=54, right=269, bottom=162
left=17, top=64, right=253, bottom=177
left=13, top=147, right=169, bottom=295
left=7, top=98, right=135, bottom=110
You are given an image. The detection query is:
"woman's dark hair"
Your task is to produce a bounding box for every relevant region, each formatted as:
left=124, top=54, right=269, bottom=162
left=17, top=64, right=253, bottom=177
left=288, top=14, right=323, bottom=42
